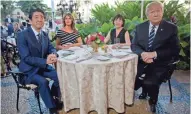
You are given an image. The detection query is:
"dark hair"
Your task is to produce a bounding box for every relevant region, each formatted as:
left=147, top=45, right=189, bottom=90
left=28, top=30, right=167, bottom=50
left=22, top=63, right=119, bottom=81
left=112, top=14, right=125, bottom=27
left=22, top=22, right=26, bottom=26
left=28, top=8, right=45, bottom=20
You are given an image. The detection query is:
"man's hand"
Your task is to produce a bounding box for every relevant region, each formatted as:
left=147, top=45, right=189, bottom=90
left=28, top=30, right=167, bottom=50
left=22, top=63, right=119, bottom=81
left=141, top=51, right=157, bottom=61
left=46, top=54, right=57, bottom=64
left=143, top=58, right=153, bottom=63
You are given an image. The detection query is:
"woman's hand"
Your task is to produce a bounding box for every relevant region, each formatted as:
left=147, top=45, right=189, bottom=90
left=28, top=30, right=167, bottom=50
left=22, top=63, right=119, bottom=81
left=61, top=44, right=72, bottom=49
left=112, top=44, right=122, bottom=49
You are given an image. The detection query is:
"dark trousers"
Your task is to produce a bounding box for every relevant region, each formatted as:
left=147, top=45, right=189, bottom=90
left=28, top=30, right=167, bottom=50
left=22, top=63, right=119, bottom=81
left=134, top=62, right=168, bottom=104
left=30, top=67, right=60, bottom=108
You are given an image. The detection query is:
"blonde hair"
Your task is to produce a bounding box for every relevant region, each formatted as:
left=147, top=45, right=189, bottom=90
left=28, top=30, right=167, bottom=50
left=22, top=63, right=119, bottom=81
left=62, top=13, right=77, bottom=33
left=145, top=1, right=164, bottom=17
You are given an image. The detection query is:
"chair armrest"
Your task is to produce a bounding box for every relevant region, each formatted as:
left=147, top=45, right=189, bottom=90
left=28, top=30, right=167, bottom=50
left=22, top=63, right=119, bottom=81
left=163, top=59, right=179, bottom=82
left=168, top=60, right=180, bottom=66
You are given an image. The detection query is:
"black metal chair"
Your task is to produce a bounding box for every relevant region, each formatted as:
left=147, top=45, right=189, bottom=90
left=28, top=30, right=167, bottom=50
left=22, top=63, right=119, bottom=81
left=1, top=39, right=16, bottom=72
left=10, top=70, right=43, bottom=114
left=162, top=58, right=180, bottom=102
left=9, top=46, right=47, bottom=114
left=139, top=57, right=179, bottom=103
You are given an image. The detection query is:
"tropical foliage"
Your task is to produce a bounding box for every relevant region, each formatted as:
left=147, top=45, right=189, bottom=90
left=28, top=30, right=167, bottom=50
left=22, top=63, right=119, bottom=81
left=177, top=24, right=190, bottom=70
left=1, top=1, right=16, bottom=20
left=91, top=3, right=115, bottom=25
left=17, top=1, right=51, bottom=16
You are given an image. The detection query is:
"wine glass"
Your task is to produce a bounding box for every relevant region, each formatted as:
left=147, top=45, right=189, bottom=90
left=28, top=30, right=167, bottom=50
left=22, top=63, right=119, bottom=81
left=84, top=37, right=92, bottom=54
left=114, top=37, right=120, bottom=51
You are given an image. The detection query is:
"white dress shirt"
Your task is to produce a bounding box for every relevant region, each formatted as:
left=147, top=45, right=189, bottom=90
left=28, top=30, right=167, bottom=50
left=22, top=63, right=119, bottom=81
left=8, top=18, right=11, bottom=23
left=149, top=22, right=159, bottom=36
left=31, top=26, right=41, bottom=41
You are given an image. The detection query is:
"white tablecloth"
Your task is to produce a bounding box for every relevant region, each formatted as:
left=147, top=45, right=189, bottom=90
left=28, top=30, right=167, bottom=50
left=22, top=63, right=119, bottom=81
left=57, top=47, right=138, bottom=114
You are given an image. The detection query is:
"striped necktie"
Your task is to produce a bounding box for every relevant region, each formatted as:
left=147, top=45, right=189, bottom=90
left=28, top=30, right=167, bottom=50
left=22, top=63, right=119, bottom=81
left=36, top=33, right=41, bottom=43
left=147, top=25, right=156, bottom=51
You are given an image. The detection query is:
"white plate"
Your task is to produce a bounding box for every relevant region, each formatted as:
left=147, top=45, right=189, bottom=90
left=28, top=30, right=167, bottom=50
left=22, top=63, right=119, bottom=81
left=118, top=49, right=132, bottom=53
left=60, top=50, right=73, bottom=56
left=96, top=56, right=110, bottom=61
left=120, top=45, right=130, bottom=49
left=112, top=51, right=128, bottom=57
left=64, top=55, right=79, bottom=60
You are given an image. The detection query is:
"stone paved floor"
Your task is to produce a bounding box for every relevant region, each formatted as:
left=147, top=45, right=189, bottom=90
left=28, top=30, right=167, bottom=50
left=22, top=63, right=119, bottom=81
left=1, top=70, right=190, bottom=114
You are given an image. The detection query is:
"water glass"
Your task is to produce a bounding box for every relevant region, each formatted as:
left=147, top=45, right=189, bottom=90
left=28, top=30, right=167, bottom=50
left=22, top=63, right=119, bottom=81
left=114, top=37, right=120, bottom=51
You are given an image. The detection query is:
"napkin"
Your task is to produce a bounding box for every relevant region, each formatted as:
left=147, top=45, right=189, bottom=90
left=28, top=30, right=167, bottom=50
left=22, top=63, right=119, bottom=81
left=111, top=51, right=128, bottom=58
left=76, top=51, right=92, bottom=63
left=60, top=50, right=73, bottom=56
left=64, top=55, right=79, bottom=60
left=96, top=55, right=110, bottom=61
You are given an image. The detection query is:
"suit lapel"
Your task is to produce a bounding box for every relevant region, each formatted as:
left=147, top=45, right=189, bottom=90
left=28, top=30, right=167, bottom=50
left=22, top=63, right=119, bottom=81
left=143, top=21, right=150, bottom=48
left=152, top=20, right=165, bottom=49
left=28, top=27, right=41, bottom=52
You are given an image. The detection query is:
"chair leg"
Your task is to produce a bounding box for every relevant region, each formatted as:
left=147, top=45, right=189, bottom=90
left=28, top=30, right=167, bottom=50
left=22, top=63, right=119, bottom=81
left=168, top=79, right=173, bottom=102
left=35, top=91, right=43, bottom=114
left=16, top=86, right=20, bottom=112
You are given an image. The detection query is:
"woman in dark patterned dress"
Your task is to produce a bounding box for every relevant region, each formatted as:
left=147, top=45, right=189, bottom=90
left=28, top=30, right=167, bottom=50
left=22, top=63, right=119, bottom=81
left=56, top=13, right=82, bottom=50
left=104, top=14, right=131, bottom=46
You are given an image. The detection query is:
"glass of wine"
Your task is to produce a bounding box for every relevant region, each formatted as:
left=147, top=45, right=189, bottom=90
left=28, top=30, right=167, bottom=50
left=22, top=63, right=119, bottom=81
left=114, top=37, right=120, bottom=51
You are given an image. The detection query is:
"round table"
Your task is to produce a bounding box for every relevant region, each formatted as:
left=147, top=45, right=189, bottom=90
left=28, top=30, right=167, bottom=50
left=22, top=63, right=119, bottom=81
left=57, top=46, right=138, bottom=114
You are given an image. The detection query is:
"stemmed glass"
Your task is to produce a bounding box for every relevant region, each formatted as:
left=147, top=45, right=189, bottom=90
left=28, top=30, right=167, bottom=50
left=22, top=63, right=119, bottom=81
left=114, top=37, right=120, bottom=51
left=84, top=37, right=92, bottom=55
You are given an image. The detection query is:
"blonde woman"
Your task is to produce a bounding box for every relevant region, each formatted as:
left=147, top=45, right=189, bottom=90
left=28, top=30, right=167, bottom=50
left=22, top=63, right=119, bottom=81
left=56, top=13, right=82, bottom=50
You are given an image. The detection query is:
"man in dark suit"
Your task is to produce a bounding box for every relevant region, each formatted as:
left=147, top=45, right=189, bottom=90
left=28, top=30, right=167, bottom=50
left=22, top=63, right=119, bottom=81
left=6, top=22, right=14, bottom=36
left=131, top=1, right=180, bottom=112
left=5, top=15, right=14, bottom=24
left=17, top=8, right=61, bottom=114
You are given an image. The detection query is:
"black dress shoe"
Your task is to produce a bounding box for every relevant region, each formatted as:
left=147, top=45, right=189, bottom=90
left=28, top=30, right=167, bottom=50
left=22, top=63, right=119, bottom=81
left=139, top=93, right=147, bottom=99
left=55, top=98, right=63, bottom=110
left=56, top=101, right=63, bottom=110
left=49, top=108, right=58, bottom=114
left=148, top=99, right=156, bottom=113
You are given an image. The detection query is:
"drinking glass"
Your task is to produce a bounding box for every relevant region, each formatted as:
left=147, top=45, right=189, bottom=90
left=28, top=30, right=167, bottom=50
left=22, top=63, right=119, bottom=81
left=114, top=37, right=120, bottom=51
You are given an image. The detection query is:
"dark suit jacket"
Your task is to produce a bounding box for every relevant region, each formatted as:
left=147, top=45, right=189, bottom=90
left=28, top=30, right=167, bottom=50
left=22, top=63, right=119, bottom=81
left=5, top=18, right=14, bottom=23
left=7, top=24, right=14, bottom=36
left=17, top=27, right=57, bottom=84
left=131, top=20, right=180, bottom=65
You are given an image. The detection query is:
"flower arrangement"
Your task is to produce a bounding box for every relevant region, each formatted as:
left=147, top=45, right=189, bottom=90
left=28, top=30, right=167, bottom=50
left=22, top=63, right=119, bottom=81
left=85, top=33, right=105, bottom=46
left=84, top=33, right=105, bottom=52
